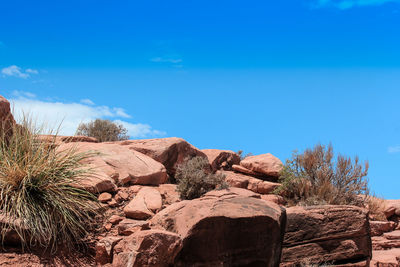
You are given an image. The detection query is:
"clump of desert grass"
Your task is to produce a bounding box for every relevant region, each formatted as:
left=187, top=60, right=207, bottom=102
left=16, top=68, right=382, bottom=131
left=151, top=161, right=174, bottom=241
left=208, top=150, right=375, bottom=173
left=0, top=117, right=100, bottom=252
left=275, top=144, right=369, bottom=207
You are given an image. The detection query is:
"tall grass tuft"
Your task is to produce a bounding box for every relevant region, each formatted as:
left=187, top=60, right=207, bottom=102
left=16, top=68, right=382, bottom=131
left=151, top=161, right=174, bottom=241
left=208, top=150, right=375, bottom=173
left=0, top=117, right=100, bottom=252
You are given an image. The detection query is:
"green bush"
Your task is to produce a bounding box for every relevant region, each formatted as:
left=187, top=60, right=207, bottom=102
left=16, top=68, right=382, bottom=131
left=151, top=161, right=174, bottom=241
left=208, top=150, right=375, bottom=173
left=0, top=118, right=100, bottom=251
left=175, top=156, right=228, bottom=200
left=76, top=119, right=129, bottom=142
left=275, top=144, right=369, bottom=206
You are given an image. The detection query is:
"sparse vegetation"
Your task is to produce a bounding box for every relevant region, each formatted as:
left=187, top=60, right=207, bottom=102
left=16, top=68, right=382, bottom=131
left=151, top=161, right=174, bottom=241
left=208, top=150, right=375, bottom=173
left=275, top=144, right=369, bottom=206
left=237, top=150, right=253, bottom=161
left=0, top=117, right=100, bottom=251
left=76, top=119, right=129, bottom=142
left=175, top=156, right=228, bottom=200
left=367, top=194, right=387, bottom=221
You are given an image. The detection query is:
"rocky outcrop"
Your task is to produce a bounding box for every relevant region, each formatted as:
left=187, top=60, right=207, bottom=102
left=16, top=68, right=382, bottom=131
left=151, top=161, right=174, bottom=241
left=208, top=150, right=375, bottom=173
left=281, top=205, right=372, bottom=266
left=240, top=153, right=283, bottom=178
left=151, top=188, right=286, bottom=266
left=222, top=170, right=281, bottom=194
left=115, top=137, right=207, bottom=177
left=38, top=135, right=98, bottom=144
left=112, top=230, right=182, bottom=267
left=202, top=149, right=240, bottom=171
left=58, top=142, right=168, bottom=193
left=0, top=95, right=16, bottom=140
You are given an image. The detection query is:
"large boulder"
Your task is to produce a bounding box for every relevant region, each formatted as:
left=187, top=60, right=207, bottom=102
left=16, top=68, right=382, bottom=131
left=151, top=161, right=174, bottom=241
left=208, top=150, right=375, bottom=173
left=115, top=137, right=207, bottom=176
left=57, top=142, right=168, bottom=193
left=151, top=188, right=286, bottom=266
left=202, top=149, right=240, bottom=171
left=281, top=205, right=372, bottom=266
left=240, top=153, right=283, bottom=178
left=0, top=95, right=16, bottom=139
left=112, top=230, right=182, bottom=267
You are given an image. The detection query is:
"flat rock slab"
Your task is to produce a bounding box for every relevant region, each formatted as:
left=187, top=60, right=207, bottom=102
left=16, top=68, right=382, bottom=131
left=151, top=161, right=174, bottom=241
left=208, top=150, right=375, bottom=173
left=384, top=230, right=400, bottom=240
left=281, top=205, right=372, bottom=265
left=371, top=248, right=400, bottom=266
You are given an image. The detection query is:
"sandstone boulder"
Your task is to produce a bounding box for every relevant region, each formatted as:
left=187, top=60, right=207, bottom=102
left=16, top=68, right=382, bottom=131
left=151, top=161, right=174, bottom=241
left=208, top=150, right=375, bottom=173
left=370, top=221, right=396, bottom=237
left=112, top=230, right=182, bottom=267
left=202, top=149, right=240, bottom=171
left=58, top=142, right=168, bottom=193
left=222, top=170, right=281, bottom=194
left=0, top=95, right=15, bottom=140
left=240, top=153, right=283, bottom=178
left=38, top=135, right=98, bottom=145
left=281, top=205, right=372, bottom=266
left=151, top=189, right=286, bottom=266
left=116, top=137, right=207, bottom=176
left=384, top=199, right=400, bottom=219
left=123, top=194, right=154, bottom=220
left=136, top=187, right=163, bottom=212
left=117, top=219, right=150, bottom=236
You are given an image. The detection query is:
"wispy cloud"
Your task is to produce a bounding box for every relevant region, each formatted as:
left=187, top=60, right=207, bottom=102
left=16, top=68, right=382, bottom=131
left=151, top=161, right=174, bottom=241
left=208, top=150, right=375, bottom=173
left=1, top=65, right=39, bottom=79
left=312, top=0, right=400, bottom=9
left=150, top=57, right=183, bottom=64
left=388, top=145, right=400, bottom=153
left=9, top=92, right=166, bottom=138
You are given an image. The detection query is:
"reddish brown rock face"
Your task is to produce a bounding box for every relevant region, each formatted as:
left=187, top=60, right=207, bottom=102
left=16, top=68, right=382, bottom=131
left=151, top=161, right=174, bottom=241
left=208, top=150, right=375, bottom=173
left=202, top=149, right=240, bottom=171
left=115, top=137, right=207, bottom=177
left=151, top=190, right=286, bottom=267
left=57, top=142, right=168, bottom=193
left=112, top=230, right=182, bottom=267
left=240, top=153, right=283, bottom=178
left=0, top=95, right=16, bottom=140
left=281, top=205, right=372, bottom=266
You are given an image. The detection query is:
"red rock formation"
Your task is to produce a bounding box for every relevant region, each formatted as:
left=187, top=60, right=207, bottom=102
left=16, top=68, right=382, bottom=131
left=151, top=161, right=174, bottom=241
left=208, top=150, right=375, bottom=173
left=281, top=205, right=372, bottom=266
left=151, top=188, right=286, bottom=266
left=201, top=149, right=240, bottom=171
left=115, top=137, right=207, bottom=177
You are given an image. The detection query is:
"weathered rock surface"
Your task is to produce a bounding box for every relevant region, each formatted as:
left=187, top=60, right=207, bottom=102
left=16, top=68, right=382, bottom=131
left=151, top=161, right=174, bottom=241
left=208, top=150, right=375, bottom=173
left=222, top=170, right=281, bottom=194
left=112, top=230, right=182, bottom=267
left=151, top=189, right=286, bottom=266
left=370, top=221, right=397, bottom=237
left=0, top=95, right=15, bottom=139
left=116, top=137, right=207, bottom=176
left=123, top=194, right=154, bottom=220
left=157, top=184, right=180, bottom=206
left=117, top=219, right=150, bottom=236
left=281, top=205, right=372, bottom=266
left=384, top=199, right=400, bottom=219
left=240, top=153, right=283, bottom=178
left=371, top=248, right=400, bottom=266
left=95, top=236, right=122, bottom=265
left=58, top=142, right=168, bottom=193
left=38, top=135, right=98, bottom=145
left=202, top=149, right=240, bottom=171
left=136, top=187, right=163, bottom=212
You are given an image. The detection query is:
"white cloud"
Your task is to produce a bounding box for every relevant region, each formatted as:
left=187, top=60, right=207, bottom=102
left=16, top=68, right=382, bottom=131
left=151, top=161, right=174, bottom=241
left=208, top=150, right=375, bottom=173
left=80, top=99, right=95, bottom=105
left=9, top=93, right=165, bottom=138
left=1, top=65, right=39, bottom=79
left=26, top=68, right=39, bottom=74
left=115, top=120, right=166, bottom=138
left=388, top=146, right=400, bottom=153
left=150, top=57, right=183, bottom=64
left=312, top=0, right=400, bottom=9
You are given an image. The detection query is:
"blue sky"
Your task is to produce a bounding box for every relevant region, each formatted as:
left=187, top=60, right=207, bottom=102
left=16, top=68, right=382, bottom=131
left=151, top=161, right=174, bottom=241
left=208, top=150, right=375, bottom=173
left=1, top=0, right=400, bottom=198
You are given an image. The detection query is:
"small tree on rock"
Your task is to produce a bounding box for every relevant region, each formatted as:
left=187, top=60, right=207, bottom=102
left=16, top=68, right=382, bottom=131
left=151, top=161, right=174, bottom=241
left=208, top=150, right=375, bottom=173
left=76, top=119, right=129, bottom=142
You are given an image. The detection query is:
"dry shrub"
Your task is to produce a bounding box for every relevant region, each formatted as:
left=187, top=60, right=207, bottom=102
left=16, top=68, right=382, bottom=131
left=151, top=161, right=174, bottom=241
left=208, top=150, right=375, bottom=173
left=275, top=144, right=369, bottom=206
left=175, top=156, right=228, bottom=200
left=367, top=195, right=387, bottom=221
left=76, top=119, right=129, bottom=142
left=237, top=150, right=253, bottom=161
left=0, top=117, right=100, bottom=251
